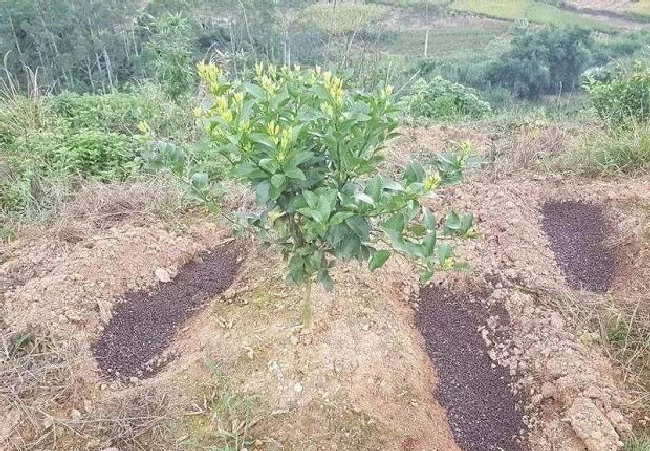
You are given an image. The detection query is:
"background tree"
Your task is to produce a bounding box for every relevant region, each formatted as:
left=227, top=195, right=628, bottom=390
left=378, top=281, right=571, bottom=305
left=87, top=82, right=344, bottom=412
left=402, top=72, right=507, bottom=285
left=486, top=27, right=595, bottom=99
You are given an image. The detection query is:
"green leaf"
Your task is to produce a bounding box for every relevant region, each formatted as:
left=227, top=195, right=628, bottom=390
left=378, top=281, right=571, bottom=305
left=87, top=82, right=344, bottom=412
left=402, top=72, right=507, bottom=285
left=405, top=162, right=425, bottom=184
left=290, top=152, right=314, bottom=167
left=329, top=211, right=355, bottom=226
left=190, top=172, right=209, bottom=190
left=423, top=208, right=436, bottom=230
left=316, top=195, right=331, bottom=222
left=420, top=268, right=434, bottom=283
left=249, top=133, right=276, bottom=150
left=256, top=181, right=270, bottom=204
left=369, top=250, right=390, bottom=271
left=317, top=269, right=334, bottom=291
left=285, top=166, right=307, bottom=180
left=271, top=174, right=286, bottom=188
left=232, top=163, right=259, bottom=178
left=303, top=190, right=318, bottom=209
left=436, top=243, right=453, bottom=266
left=444, top=211, right=462, bottom=231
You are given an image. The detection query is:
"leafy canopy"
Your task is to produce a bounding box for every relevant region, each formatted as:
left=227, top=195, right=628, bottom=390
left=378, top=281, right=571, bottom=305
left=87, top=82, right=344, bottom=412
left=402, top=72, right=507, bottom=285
left=486, top=27, right=594, bottom=99
left=197, top=62, right=473, bottom=288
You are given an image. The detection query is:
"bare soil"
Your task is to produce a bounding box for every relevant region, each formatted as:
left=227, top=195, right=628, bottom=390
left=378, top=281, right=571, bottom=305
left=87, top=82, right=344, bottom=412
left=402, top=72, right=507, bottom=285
left=3, top=131, right=650, bottom=450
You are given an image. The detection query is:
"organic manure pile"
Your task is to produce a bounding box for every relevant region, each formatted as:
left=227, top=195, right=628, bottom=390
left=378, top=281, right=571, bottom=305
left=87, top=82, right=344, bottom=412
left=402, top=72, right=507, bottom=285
left=418, top=176, right=650, bottom=451
left=416, top=287, right=526, bottom=451
left=541, top=201, right=615, bottom=292
left=92, top=245, right=242, bottom=379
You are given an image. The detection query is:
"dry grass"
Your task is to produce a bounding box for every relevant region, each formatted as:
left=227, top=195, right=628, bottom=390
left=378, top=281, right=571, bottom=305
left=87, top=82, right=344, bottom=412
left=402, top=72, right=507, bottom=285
left=0, top=330, right=180, bottom=450
left=50, top=177, right=187, bottom=240
left=492, top=121, right=584, bottom=175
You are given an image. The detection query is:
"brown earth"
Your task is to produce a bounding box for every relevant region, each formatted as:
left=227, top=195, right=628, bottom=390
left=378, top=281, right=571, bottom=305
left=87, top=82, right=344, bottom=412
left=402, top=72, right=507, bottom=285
left=2, top=135, right=650, bottom=450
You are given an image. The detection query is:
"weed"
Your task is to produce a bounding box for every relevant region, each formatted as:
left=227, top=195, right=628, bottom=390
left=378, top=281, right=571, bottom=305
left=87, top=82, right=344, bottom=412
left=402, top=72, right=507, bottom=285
left=581, top=123, right=650, bottom=175
left=626, top=436, right=650, bottom=450
left=183, top=360, right=262, bottom=451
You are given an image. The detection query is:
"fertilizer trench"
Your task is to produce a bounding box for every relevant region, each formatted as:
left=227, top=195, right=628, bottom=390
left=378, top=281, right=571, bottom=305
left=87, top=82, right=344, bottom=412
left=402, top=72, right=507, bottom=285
left=541, top=200, right=615, bottom=292
left=416, top=287, right=525, bottom=451
left=92, top=245, right=241, bottom=379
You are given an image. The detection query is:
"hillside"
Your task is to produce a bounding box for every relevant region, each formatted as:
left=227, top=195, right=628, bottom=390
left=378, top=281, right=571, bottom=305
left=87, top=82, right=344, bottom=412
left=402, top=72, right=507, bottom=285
left=2, top=1, right=650, bottom=451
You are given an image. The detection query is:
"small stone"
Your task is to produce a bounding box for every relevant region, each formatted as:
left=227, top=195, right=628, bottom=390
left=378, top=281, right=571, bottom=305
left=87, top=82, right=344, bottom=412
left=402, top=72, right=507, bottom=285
left=155, top=267, right=171, bottom=283
left=294, top=382, right=303, bottom=394
left=70, top=409, right=82, bottom=420
left=290, top=335, right=299, bottom=346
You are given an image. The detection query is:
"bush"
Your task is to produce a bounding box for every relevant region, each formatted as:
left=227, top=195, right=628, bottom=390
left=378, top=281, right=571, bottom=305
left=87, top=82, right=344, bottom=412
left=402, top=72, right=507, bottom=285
left=197, top=62, right=473, bottom=326
left=402, top=77, right=492, bottom=121
left=486, top=27, right=595, bottom=99
left=51, top=92, right=159, bottom=134
left=584, top=61, right=650, bottom=127
left=53, top=130, right=141, bottom=180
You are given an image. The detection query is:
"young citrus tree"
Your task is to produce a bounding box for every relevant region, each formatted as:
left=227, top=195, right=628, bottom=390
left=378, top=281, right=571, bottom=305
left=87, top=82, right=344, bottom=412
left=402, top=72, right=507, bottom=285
left=196, top=62, right=473, bottom=327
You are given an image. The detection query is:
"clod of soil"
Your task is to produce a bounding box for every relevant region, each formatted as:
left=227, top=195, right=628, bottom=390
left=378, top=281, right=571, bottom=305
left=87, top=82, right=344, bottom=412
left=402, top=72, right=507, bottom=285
left=541, top=201, right=615, bottom=292
left=92, top=245, right=241, bottom=379
left=416, top=287, right=525, bottom=451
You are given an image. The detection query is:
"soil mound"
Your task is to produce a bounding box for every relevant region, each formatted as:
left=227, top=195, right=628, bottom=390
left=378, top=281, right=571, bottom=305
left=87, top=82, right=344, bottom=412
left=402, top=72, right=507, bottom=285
left=92, top=245, right=241, bottom=379
left=542, top=201, right=614, bottom=292
left=416, top=287, right=525, bottom=451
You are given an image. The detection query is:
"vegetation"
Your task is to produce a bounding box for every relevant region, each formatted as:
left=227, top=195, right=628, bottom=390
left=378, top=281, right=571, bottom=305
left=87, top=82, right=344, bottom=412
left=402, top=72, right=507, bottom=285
left=450, top=0, right=615, bottom=31
left=402, top=77, right=491, bottom=121
left=485, top=27, right=595, bottom=99
left=197, top=62, right=473, bottom=326
left=585, top=61, right=650, bottom=128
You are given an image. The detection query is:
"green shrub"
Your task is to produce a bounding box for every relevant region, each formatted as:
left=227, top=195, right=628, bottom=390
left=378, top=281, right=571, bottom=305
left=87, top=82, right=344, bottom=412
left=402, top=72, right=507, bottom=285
left=402, top=77, right=491, bottom=121
left=486, top=27, right=595, bottom=99
left=51, top=92, right=159, bottom=134
left=54, top=130, right=141, bottom=180
left=584, top=61, right=650, bottom=127
left=197, top=62, right=473, bottom=327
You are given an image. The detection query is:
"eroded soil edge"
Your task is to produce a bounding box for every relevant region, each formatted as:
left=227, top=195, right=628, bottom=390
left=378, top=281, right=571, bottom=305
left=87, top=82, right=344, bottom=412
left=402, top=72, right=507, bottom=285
left=92, top=245, right=242, bottom=379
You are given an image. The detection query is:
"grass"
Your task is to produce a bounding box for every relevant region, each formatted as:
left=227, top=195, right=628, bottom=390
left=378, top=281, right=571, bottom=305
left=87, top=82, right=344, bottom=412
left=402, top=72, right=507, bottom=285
left=450, top=0, right=616, bottom=32
left=182, top=360, right=262, bottom=451
left=380, top=23, right=510, bottom=61
left=626, top=436, right=650, bottom=450
left=294, top=3, right=388, bottom=35
left=580, top=123, right=650, bottom=175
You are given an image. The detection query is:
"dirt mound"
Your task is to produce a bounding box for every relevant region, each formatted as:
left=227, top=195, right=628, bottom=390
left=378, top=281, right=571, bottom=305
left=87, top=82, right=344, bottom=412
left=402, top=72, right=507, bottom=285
left=92, top=245, right=242, bottom=379
left=542, top=201, right=615, bottom=292
left=416, top=287, right=525, bottom=451
left=422, top=176, right=649, bottom=451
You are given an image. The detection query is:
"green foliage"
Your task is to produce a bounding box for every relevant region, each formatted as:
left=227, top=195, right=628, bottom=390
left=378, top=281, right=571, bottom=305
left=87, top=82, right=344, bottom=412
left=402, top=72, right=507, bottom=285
left=584, top=61, right=650, bottom=127
left=142, top=13, right=196, bottom=100
left=294, top=3, right=387, bottom=35
left=402, top=77, right=491, bottom=121
left=197, top=62, right=473, bottom=291
left=52, top=130, right=140, bottom=180
left=583, top=123, right=650, bottom=174
left=51, top=92, right=160, bottom=134
left=486, top=27, right=595, bottom=99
